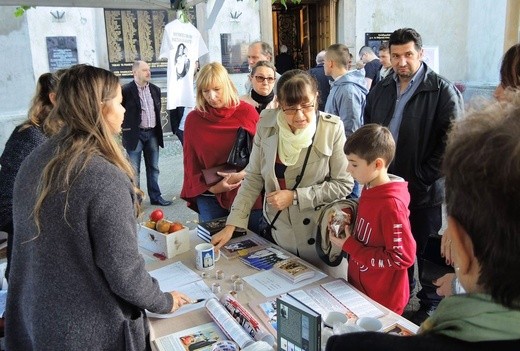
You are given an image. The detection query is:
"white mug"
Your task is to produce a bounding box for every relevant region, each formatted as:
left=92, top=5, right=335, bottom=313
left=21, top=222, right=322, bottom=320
left=356, top=317, right=383, bottom=332
left=195, top=243, right=220, bottom=271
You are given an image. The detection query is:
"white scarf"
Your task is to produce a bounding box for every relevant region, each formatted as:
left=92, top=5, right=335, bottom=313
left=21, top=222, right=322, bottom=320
left=276, top=110, right=317, bottom=166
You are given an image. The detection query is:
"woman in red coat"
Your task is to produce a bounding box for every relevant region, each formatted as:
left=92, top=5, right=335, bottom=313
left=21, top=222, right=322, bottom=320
left=181, top=62, right=263, bottom=233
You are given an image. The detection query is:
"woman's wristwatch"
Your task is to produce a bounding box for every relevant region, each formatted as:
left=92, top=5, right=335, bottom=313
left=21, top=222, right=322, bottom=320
left=292, top=190, right=298, bottom=206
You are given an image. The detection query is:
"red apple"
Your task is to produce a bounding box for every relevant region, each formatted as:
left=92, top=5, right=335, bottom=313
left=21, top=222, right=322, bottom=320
left=149, top=209, right=164, bottom=222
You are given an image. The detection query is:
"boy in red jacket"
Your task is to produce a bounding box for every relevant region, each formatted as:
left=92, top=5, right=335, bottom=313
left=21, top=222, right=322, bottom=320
left=330, top=124, right=416, bottom=314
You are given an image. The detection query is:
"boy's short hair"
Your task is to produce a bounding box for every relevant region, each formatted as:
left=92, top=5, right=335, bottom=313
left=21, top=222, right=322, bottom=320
left=343, top=124, right=395, bottom=165
left=443, top=96, right=520, bottom=309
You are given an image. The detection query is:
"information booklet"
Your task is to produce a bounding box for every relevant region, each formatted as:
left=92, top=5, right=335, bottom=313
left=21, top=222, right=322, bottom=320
left=219, top=236, right=266, bottom=260
left=277, top=294, right=321, bottom=351
left=196, top=217, right=246, bottom=243
left=239, top=246, right=291, bottom=270
left=205, top=294, right=276, bottom=348
left=272, top=257, right=316, bottom=283
left=154, top=322, right=226, bottom=351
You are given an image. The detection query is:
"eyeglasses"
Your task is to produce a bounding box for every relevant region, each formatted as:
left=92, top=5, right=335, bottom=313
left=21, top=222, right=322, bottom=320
left=282, top=101, right=316, bottom=116
left=253, top=75, right=276, bottom=83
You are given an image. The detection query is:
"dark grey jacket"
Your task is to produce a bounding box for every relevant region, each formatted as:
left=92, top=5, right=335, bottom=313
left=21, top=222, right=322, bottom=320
left=364, top=63, right=464, bottom=208
left=122, top=80, right=164, bottom=151
left=6, top=138, right=172, bottom=350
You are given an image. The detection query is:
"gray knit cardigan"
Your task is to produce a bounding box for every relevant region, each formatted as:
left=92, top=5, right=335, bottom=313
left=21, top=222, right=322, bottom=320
left=6, top=139, right=173, bottom=350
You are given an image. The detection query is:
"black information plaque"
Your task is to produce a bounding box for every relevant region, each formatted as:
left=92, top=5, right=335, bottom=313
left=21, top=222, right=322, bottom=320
left=46, top=36, right=78, bottom=72
left=364, top=32, right=392, bottom=55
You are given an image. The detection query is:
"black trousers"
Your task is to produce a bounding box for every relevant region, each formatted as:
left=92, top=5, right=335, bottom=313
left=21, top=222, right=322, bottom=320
left=408, top=205, right=443, bottom=307
left=168, top=107, right=185, bottom=135
left=168, top=107, right=185, bottom=145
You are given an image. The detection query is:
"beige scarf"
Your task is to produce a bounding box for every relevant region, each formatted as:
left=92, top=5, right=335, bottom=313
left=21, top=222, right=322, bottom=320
left=276, top=110, right=317, bottom=166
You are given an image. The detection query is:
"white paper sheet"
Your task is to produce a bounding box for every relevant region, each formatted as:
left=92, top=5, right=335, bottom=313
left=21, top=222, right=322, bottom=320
left=321, top=280, right=384, bottom=318
left=147, top=262, right=216, bottom=318
left=242, top=270, right=327, bottom=297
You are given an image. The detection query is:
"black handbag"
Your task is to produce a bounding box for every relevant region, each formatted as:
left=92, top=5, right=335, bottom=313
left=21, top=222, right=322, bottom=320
left=227, top=127, right=253, bottom=169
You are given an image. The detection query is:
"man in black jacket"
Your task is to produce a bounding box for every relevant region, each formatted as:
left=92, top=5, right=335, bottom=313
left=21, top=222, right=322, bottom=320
left=364, top=28, right=463, bottom=324
left=122, top=60, right=171, bottom=206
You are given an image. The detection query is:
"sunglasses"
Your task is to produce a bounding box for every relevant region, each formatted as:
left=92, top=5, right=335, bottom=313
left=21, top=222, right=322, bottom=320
left=253, top=75, right=276, bottom=83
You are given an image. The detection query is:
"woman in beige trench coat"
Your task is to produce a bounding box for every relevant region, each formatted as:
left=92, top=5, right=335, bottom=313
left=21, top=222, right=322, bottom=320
left=212, top=69, right=354, bottom=270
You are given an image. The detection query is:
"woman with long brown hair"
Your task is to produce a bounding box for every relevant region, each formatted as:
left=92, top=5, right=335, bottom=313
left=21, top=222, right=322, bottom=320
left=0, top=71, right=62, bottom=280
left=5, top=64, right=190, bottom=350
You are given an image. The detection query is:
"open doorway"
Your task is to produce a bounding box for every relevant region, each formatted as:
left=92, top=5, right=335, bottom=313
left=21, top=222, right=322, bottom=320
left=272, top=1, right=336, bottom=70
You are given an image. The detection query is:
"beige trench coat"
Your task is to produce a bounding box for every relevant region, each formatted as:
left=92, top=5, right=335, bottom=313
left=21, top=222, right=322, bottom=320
left=227, top=109, right=354, bottom=269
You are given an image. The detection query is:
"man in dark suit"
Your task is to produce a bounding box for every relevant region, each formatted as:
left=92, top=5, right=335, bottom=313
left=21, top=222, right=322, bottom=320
left=122, top=60, right=172, bottom=206
left=309, top=50, right=333, bottom=111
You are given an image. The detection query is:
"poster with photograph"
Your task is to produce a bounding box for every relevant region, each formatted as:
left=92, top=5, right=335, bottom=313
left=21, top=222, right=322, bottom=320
left=220, top=32, right=251, bottom=74
left=364, top=32, right=392, bottom=56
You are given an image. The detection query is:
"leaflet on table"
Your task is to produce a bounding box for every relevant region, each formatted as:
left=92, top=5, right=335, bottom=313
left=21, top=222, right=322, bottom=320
left=321, top=280, right=385, bottom=319
left=219, top=236, right=268, bottom=259
left=289, top=287, right=353, bottom=318
left=154, top=321, right=227, bottom=351
left=147, top=280, right=216, bottom=318
left=242, top=269, right=327, bottom=297
left=146, top=262, right=216, bottom=318
left=148, top=261, right=201, bottom=288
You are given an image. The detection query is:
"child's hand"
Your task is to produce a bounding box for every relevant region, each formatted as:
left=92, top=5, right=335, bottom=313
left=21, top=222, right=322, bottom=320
left=329, top=233, right=347, bottom=248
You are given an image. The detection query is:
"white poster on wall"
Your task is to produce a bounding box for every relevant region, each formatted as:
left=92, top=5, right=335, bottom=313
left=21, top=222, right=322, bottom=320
left=422, top=46, right=439, bottom=73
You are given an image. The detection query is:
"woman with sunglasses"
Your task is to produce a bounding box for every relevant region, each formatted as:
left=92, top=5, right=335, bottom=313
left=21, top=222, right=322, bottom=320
left=241, top=61, right=278, bottom=113
left=212, top=69, right=353, bottom=271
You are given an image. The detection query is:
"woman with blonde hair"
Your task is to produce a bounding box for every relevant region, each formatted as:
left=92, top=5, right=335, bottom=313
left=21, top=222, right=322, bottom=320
left=0, top=71, right=63, bottom=280
left=181, top=62, right=263, bottom=233
left=6, top=64, right=190, bottom=350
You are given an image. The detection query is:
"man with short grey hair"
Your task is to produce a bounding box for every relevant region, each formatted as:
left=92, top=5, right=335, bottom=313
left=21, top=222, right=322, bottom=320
left=245, top=41, right=280, bottom=93
left=308, top=50, right=332, bottom=111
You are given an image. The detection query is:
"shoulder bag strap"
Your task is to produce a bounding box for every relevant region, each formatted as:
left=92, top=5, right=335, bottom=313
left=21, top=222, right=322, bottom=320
left=269, top=113, right=320, bottom=230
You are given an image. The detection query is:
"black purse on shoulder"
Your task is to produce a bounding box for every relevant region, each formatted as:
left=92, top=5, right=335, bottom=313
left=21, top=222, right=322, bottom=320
left=227, top=127, right=253, bottom=169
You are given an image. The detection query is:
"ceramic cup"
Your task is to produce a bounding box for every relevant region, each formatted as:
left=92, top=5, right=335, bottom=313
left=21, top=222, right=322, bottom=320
left=195, top=243, right=220, bottom=271
left=356, top=317, right=383, bottom=332
left=211, top=340, right=239, bottom=351
left=323, top=311, right=349, bottom=328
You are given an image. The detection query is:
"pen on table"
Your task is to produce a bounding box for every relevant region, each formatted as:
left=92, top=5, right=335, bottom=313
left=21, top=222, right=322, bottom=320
left=191, top=298, right=205, bottom=304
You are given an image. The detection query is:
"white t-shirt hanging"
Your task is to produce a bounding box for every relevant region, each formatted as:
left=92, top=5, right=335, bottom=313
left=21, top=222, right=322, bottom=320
left=159, top=19, right=208, bottom=110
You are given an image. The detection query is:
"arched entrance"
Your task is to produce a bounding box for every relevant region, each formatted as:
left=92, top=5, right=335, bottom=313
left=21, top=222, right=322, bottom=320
left=272, top=0, right=337, bottom=70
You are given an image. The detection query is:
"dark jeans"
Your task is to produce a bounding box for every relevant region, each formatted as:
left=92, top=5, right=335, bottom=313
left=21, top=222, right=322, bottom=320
left=195, top=194, right=264, bottom=234
left=408, top=205, right=443, bottom=307
left=127, top=129, right=162, bottom=203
